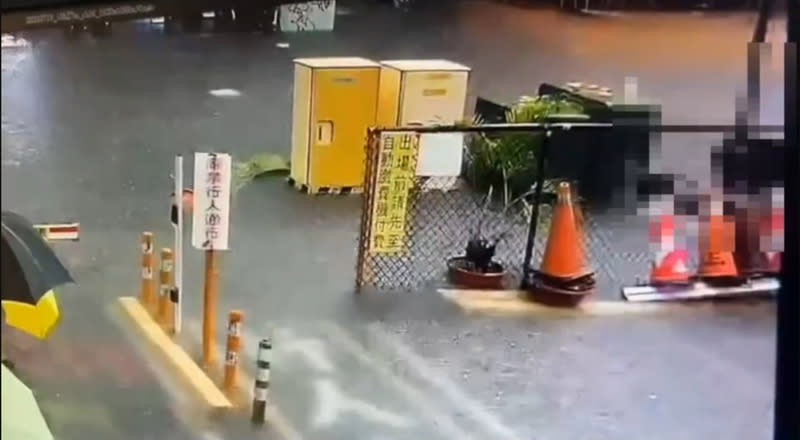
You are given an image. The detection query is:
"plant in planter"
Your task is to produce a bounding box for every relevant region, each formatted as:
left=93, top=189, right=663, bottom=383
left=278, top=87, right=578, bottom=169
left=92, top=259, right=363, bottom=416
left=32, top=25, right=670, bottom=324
left=464, top=94, right=584, bottom=205
left=448, top=186, right=536, bottom=289
left=448, top=178, right=585, bottom=290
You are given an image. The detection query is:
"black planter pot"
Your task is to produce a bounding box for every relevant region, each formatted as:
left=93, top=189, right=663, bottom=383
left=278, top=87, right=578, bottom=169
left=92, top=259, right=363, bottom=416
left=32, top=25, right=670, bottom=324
left=447, top=256, right=508, bottom=290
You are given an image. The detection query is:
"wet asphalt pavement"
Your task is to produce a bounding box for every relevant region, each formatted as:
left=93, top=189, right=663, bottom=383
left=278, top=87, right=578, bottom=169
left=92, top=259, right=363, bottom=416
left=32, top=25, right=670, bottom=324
left=1, top=1, right=785, bottom=439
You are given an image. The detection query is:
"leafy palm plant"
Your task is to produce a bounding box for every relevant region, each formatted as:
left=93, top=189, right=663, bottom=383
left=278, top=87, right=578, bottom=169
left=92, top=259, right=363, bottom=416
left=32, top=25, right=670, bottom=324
left=232, top=153, right=290, bottom=192
left=464, top=94, right=584, bottom=205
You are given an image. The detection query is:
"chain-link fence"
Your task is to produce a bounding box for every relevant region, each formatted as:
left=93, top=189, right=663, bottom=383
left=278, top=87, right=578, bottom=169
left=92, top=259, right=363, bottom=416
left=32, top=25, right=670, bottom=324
left=355, top=127, right=568, bottom=291
left=354, top=121, right=785, bottom=295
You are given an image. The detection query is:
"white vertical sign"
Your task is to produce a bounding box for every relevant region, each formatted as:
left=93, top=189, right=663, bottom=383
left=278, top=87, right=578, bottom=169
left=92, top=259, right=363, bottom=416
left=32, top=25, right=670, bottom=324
left=192, top=153, right=232, bottom=251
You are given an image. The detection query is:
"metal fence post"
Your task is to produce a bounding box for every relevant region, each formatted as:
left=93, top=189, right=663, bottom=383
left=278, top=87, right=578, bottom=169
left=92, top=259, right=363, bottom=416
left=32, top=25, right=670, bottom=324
left=355, top=129, right=381, bottom=292
left=251, top=338, right=271, bottom=424
left=521, top=130, right=552, bottom=288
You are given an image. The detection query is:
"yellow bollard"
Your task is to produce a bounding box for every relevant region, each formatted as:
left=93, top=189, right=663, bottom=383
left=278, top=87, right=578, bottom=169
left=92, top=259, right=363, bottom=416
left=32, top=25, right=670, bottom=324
left=140, top=232, right=156, bottom=312
left=158, top=248, right=175, bottom=332
left=223, top=310, right=244, bottom=393
left=202, top=250, right=220, bottom=368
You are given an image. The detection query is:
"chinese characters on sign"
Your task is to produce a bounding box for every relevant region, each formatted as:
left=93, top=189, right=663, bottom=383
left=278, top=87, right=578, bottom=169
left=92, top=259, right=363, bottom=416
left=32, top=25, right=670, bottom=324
left=369, top=132, right=419, bottom=254
left=191, top=153, right=232, bottom=251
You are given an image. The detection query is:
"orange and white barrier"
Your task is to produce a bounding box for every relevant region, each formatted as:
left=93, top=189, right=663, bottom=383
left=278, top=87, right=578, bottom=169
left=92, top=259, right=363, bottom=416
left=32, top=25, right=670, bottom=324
left=223, top=310, right=244, bottom=392
left=140, top=232, right=157, bottom=311
left=252, top=338, right=271, bottom=424
left=34, top=222, right=80, bottom=241
left=158, top=248, right=174, bottom=332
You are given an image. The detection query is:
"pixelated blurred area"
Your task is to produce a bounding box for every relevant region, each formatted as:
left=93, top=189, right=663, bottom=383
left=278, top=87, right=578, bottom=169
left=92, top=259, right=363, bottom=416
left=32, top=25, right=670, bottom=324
left=357, top=82, right=784, bottom=297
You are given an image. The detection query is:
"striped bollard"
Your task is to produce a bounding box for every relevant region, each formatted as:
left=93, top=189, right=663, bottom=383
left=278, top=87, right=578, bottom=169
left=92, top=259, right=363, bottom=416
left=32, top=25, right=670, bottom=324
left=251, top=338, right=271, bottom=425
left=223, top=310, right=244, bottom=392
left=158, top=248, right=174, bottom=331
left=140, top=232, right=156, bottom=312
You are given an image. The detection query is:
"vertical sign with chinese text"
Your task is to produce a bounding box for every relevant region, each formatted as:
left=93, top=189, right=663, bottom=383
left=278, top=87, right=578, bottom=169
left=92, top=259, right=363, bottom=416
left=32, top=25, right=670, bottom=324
left=192, top=153, right=232, bottom=251
left=368, top=132, right=419, bottom=254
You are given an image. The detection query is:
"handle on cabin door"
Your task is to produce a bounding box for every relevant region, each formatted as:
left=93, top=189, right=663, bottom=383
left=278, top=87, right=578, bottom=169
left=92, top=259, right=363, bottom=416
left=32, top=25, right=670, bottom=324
left=316, top=121, right=334, bottom=145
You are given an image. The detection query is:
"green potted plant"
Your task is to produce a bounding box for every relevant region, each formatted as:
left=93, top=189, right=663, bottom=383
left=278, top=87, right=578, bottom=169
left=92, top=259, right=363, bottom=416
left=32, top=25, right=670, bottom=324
left=447, top=185, right=545, bottom=289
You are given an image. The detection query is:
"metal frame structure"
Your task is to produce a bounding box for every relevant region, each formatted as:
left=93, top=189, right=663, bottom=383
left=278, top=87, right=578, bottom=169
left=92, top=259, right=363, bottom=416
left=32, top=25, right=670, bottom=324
left=774, top=0, right=798, bottom=438
left=357, top=121, right=783, bottom=283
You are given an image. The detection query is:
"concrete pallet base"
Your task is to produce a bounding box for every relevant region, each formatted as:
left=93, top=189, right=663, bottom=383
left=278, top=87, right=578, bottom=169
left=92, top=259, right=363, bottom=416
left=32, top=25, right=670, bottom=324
left=287, top=177, right=363, bottom=195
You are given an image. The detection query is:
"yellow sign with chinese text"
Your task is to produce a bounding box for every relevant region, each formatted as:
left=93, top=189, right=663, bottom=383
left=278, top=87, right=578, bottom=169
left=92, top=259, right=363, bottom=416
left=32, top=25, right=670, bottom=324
left=369, top=132, right=419, bottom=254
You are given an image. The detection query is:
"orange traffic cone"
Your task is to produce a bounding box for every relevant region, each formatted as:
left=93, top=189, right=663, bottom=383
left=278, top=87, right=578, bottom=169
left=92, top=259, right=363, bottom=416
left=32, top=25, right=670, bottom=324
left=648, top=215, right=691, bottom=285
left=697, top=205, right=741, bottom=285
left=652, top=249, right=691, bottom=285
left=528, top=182, right=596, bottom=307
left=539, top=183, right=592, bottom=280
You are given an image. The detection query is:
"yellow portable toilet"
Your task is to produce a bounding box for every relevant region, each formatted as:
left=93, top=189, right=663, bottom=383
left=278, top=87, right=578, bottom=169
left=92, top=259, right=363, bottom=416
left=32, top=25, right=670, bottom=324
left=376, top=60, right=470, bottom=191
left=289, top=57, right=381, bottom=194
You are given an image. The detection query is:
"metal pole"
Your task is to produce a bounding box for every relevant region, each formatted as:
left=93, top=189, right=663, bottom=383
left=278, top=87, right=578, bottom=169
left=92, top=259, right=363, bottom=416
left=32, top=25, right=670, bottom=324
left=202, top=249, right=220, bottom=368
left=745, top=0, right=774, bottom=142
left=521, top=130, right=552, bottom=288
left=367, top=122, right=781, bottom=134
left=774, top=0, right=799, bottom=438
left=173, top=155, right=184, bottom=334
left=751, top=0, right=774, bottom=43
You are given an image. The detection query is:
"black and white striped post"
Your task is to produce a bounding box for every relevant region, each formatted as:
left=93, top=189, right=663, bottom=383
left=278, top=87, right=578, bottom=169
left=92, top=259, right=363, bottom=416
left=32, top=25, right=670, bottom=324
left=251, top=338, right=271, bottom=425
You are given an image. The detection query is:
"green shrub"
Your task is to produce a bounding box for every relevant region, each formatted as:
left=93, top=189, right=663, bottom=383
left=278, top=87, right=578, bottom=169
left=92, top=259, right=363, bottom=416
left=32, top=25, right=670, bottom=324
left=232, top=153, right=290, bottom=192
left=464, top=94, right=584, bottom=205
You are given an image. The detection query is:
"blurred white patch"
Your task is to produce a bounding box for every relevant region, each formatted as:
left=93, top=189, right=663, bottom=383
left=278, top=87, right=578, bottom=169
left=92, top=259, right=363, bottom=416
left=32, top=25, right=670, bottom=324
left=624, top=76, right=639, bottom=104
left=276, top=42, right=290, bottom=48
left=150, top=16, right=165, bottom=24
left=2, top=34, right=30, bottom=49
left=1, top=49, right=31, bottom=73
left=209, top=88, right=241, bottom=98
left=202, top=11, right=215, bottom=18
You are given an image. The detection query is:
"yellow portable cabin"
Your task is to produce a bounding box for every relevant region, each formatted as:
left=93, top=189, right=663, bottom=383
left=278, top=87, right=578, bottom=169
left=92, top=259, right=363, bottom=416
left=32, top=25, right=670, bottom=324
left=376, top=60, right=471, bottom=190
left=376, top=59, right=470, bottom=128
left=289, top=57, right=381, bottom=194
